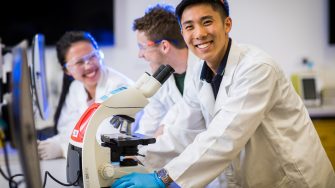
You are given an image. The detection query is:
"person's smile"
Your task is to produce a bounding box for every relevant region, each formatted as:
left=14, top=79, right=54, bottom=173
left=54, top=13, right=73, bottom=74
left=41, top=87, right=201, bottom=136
left=194, top=40, right=214, bottom=51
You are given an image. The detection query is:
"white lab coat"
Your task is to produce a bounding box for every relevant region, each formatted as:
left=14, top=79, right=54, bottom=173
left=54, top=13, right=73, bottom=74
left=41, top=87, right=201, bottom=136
left=134, top=76, right=181, bottom=136
left=50, top=66, right=133, bottom=158
left=135, top=52, right=199, bottom=136
left=140, top=41, right=335, bottom=187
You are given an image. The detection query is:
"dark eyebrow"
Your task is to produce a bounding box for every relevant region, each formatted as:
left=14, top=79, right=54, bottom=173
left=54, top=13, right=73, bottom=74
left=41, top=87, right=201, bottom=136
left=181, top=15, right=214, bottom=26
left=182, top=20, right=193, bottom=26
left=200, top=15, right=214, bottom=21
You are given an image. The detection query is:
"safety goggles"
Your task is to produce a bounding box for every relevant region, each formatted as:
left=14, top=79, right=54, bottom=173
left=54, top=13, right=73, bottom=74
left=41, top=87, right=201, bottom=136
left=137, top=40, right=163, bottom=51
left=137, top=39, right=179, bottom=51
left=65, top=50, right=102, bottom=72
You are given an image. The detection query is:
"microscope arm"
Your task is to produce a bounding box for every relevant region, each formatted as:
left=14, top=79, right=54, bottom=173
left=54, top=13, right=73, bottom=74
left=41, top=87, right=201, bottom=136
left=81, top=87, right=149, bottom=187
left=81, top=65, right=174, bottom=187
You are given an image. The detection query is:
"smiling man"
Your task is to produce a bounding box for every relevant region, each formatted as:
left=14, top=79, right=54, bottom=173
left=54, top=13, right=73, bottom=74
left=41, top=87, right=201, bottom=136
left=112, top=1, right=335, bottom=187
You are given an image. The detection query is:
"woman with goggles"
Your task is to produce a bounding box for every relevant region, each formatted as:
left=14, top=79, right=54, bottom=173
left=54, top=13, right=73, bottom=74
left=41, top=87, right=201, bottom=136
left=37, top=31, right=133, bottom=160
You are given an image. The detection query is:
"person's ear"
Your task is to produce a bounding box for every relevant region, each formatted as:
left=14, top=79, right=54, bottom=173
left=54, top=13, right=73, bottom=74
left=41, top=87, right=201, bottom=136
left=224, top=17, right=232, bottom=34
left=160, top=40, right=170, bottom=54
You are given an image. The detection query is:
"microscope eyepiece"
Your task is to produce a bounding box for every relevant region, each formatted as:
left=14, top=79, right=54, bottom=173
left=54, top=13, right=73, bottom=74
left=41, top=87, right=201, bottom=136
left=152, top=65, right=165, bottom=78
left=153, top=65, right=175, bottom=84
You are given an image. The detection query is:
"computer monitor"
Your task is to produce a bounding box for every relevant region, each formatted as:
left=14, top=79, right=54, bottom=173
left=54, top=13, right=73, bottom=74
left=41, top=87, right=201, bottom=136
left=0, top=38, right=3, bottom=103
left=31, top=34, right=49, bottom=120
left=11, top=40, right=42, bottom=188
left=291, top=73, right=321, bottom=107
left=300, top=75, right=321, bottom=107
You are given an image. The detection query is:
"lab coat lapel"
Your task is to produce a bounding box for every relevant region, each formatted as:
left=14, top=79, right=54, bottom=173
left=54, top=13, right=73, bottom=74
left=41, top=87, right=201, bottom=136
left=214, top=42, right=242, bottom=115
left=199, top=79, right=216, bottom=118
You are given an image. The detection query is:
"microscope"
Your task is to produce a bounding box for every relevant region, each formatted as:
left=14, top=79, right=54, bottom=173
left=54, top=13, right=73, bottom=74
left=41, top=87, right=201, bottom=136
left=66, top=65, right=174, bottom=187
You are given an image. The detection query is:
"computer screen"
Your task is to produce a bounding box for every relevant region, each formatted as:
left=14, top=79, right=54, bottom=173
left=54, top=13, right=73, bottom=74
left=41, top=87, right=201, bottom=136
left=302, top=78, right=317, bottom=100
left=31, top=34, right=49, bottom=120
left=0, top=38, right=3, bottom=103
left=11, top=40, right=42, bottom=188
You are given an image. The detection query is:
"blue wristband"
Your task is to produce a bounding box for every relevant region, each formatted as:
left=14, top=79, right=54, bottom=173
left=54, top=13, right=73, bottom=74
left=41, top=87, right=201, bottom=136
left=154, top=172, right=166, bottom=188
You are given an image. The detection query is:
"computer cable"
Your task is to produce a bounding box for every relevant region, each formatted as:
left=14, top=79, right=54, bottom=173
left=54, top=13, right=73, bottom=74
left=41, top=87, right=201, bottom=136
left=0, top=135, right=22, bottom=188
left=42, top=170, right=80, bottom=188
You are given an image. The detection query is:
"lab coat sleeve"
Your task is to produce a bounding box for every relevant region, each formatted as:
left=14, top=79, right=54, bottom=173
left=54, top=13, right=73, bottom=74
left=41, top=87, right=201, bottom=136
left=55, top=82, right=87, bottom=158
left=138, top=64, right=206, bottom=170
left=57, top=105, right=79, bottom=157
left=135, top=91, right=168, bottom=136
left=138, top=100, right=206, bottom=170
left=165, top=63, right=279, bottom=187
left=159, top=104, right=179, bottom=128
left=136, top=54, right=199, bottom=137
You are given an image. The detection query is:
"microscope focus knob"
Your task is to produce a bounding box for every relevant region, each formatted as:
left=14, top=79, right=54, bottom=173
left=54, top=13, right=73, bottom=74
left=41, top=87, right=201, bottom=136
left=99, top=163, right=115, bottom=179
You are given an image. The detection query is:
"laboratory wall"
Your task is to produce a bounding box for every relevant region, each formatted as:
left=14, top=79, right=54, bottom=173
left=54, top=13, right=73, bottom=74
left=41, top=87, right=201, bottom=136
left=44, top=0, right=335, bottom=120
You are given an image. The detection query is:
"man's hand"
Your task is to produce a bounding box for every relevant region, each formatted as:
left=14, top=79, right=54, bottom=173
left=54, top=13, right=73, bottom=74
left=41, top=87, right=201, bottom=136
left=37, top=139, right=63, bottom=160
left=111, top=172, right=165, bottom=188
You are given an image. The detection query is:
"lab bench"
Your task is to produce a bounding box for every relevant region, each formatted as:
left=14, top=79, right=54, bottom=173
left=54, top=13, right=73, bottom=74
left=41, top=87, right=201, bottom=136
left=308, top=105, right=335, bottom=169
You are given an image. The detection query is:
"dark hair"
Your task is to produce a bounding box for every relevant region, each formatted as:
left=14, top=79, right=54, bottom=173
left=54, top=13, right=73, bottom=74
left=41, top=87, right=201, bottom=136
left=56, top=31, right=99, bottom=67
left=133, top=3, right=186, bottom=49
left=176, top=0, right=229, bottom=21
left=53, top=31, right=98, bottom=130
left=53, top=74, right=73, bottom=132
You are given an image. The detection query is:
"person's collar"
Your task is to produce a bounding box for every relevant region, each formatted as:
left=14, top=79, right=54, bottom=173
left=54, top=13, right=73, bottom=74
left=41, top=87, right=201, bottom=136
left=200, top=38, right=232, bottom=82
left=200, top=63, right=212, bottom=83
